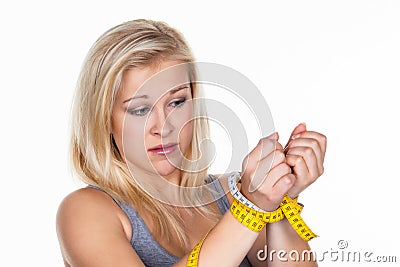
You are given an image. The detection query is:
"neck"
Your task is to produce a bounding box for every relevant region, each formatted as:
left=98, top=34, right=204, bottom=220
left=127, top=163, right=186, bottom=205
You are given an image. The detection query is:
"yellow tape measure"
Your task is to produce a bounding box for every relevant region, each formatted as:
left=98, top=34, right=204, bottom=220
left=228, top=171, right=317, bottom=241
left=186, top=233, right=207, bottom=267
left=230, top=198, right=267, bottom=232
left=185, top=172, right=317, bottom=267
left=280, top=195, right=317, bottom=241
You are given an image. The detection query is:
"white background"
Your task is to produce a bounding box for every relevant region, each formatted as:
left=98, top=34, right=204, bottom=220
left=1, top=1, right=399, bottom=266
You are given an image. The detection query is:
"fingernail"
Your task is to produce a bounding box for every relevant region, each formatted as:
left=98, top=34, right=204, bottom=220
left=300, top=122, right=306, bottom=126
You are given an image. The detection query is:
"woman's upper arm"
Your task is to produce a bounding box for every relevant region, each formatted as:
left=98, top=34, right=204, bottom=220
left=56, top=188, right=145, bottom=267
left=217, top=173, right=268, bottom=267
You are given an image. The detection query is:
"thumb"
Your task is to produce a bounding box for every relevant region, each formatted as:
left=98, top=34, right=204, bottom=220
left=267, top=131, right=279, bottom=141
left=291, top=122, right=307, bottom=136
left=285, top=122, right=307, bottom=148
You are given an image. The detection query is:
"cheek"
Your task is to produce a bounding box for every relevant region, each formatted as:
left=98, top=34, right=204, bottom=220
left=123, top=118, right=147, bottom=158
left=179, top=120, right=194, bottom=141
left=177, top=118, right=194, bottom=158
left=113, top=111, right=147, bottom=160
left=174, top=105, right=194, bottom=142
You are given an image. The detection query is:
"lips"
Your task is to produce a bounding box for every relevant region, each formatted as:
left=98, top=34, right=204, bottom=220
left=148, top=143, right=178, bottom=155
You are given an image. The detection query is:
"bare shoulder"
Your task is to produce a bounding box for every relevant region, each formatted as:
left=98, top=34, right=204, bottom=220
left=56, top=188, right=142, bottom=266
left=56, top=187, right=124, bottom=228
left=56, top=187, right=131, bottom=241
left=58, top=187, right=117, bottom=210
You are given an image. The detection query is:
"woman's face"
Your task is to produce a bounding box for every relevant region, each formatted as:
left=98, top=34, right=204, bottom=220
left=112, top=60, right=194, bottom=184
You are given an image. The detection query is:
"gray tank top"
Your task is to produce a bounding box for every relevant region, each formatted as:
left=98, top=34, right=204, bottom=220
left=89, top=175, right=252, bottom=267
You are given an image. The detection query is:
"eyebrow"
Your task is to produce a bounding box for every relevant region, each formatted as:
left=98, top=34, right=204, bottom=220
left=122, top=85, right=189, bottom=104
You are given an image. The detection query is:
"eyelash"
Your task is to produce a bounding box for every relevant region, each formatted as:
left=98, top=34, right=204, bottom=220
left=170, top=97, right=186, bottom=108
left=128, top=107, right=150, bottom=116
left=127, top=97, right=187, bottom=116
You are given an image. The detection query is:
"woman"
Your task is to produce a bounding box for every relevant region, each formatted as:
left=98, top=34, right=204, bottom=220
left=56, top=19, right=327, bottom=266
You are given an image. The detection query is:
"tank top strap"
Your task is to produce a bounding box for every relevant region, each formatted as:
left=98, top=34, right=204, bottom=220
left=205, top=174, right=231, bottom=214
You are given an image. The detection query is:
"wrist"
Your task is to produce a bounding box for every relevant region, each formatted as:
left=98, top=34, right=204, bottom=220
left=230, top=171, right=281, bottom=212
left=287, top=188, right=300, bottom=199
left=240, top=187, right=280, bottom=212
left=228, top=172, right=317, bottom=242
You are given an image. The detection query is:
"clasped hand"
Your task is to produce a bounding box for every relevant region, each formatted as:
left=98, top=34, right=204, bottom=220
left=240, top=123, right=327, bottom=211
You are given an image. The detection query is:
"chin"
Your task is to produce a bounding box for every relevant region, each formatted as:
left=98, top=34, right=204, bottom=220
left=153, top=160, right=180, bottom=177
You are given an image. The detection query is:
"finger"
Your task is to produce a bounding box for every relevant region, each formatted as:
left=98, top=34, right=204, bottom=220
left=286, top=149, right=317, bottom=179
left=270, top=173, right=296, bottom=204
left=285, top=154, right=310, bottom=199
left=251, top=166, right=295, bottom=209
left=285, top=137, right=323, bottom=173
left=248, top=150, right=286, bottom=192
left=284, top=122, right=307, bottom=148
left=291, top=122, right=307, bottom=137
left=243, top=132, right=282, bottom=173
left=286, top=153, right=319, bottom=198
left=247, top=132, right=278, bottom=160
left=261, top=162, right=292, bottom=189
left=289, top=131, right=327, bottom=159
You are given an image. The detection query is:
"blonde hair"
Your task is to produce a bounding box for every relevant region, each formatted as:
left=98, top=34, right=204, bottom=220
left=70, top=19, right=218, bottom=249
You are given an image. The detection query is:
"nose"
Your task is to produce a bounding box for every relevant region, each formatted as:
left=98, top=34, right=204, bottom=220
left=148, top=107, right=174, bottom=137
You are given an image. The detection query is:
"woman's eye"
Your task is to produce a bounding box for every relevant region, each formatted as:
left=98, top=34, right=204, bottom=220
left=127, top=106, right=150, bottom=116
left=169, top=98, right=186, bottom=108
